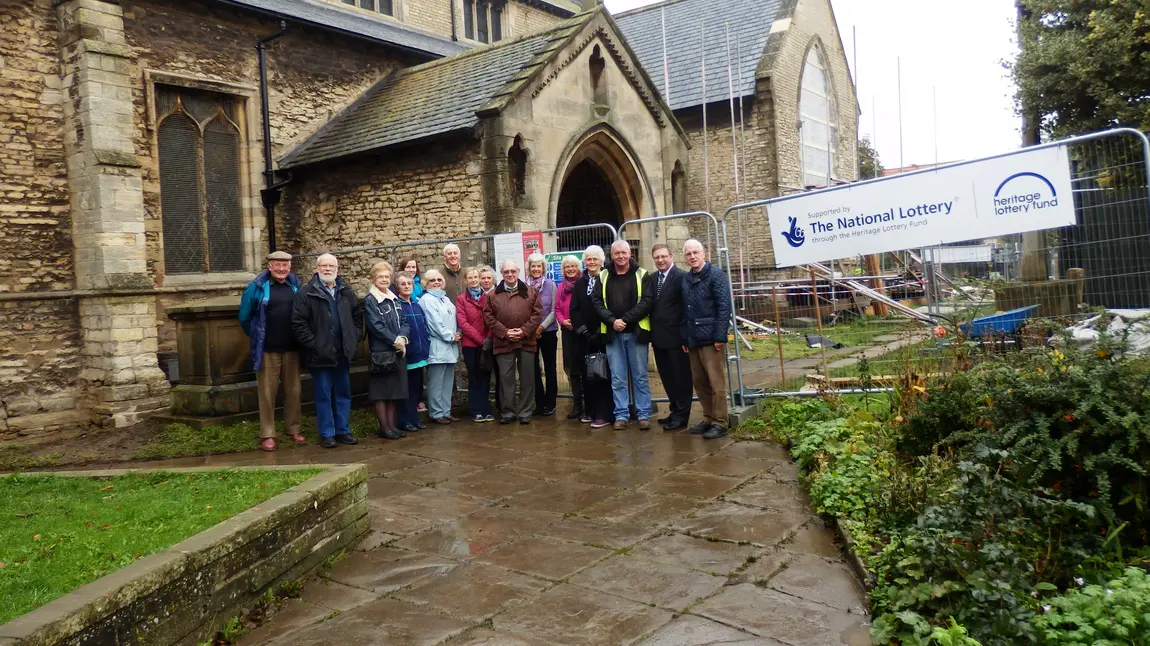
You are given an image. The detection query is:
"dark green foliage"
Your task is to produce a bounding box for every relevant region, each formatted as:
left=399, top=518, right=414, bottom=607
left=766, top=335, right=1150, bottom=645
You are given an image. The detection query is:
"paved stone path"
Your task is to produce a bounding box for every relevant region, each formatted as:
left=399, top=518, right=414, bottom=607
left=199, top=417, right=870, bottom=646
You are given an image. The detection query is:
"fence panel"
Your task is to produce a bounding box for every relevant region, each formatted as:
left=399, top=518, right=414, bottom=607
left=721, top=128, right=1150, bottom=401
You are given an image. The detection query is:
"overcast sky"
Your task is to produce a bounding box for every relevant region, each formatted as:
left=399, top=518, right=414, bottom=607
left=603, top=0, right=1022, bottom=170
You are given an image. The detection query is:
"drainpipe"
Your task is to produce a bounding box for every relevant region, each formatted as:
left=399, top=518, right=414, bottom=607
left=257, top=21, right=292, bottom=254
left=450, top=0, right=457, bottom=41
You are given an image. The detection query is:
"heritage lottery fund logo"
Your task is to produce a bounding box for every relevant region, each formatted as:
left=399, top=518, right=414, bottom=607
left=993, top=171, right=1060, bottom=215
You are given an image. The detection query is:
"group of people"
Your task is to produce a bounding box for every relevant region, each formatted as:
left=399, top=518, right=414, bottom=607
left=238, top=238, right=733, bottom=451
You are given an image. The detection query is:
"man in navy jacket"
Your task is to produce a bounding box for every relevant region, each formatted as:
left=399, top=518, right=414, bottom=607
left=680, top=239, right=733, bottom=439
left=239, top=251, right=302, bottom=451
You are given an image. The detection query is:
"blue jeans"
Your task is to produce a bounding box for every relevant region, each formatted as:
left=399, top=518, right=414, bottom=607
left=605, top=333, right=651, bottom=421
left=311, top=360, right=351, bottom=438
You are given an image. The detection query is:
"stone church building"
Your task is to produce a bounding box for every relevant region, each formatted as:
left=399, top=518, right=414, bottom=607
left=0, top=0, right=856, bottom=439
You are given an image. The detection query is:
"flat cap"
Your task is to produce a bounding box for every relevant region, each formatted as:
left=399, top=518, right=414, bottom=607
left=266, top=251, right=292, bottom=261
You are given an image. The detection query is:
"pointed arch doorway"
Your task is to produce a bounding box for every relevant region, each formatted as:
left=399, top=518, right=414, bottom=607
left=552, top=127, right=649, bottom=253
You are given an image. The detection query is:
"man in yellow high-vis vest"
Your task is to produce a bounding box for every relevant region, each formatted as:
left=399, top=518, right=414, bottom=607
left=591, top=240, right=655, bottom=430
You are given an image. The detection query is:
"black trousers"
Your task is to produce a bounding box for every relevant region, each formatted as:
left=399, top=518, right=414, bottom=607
left=582, top=336, right=614, bottom=422
left=654, top=345, right=693, bottom=422
left=534, top=330, right=558, bottom=412
left=561, top=328, right=585, bottom=413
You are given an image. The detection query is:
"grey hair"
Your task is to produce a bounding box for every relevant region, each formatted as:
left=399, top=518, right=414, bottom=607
left=526, top=252, right=546, bottom=266
left=500, top=258, right=521, bottom=271
left=561, top=254, right=582, bottom=269
left=423, top=268, right=444, bottom=282
left=443, top=243, right=460, bottom=254
left=610, top=239, right=631, bottom=253
left=478, top=265, right=496, bottom=276
left=582, top=245, right=605, bottom=261
left=683, top=238, right=705, bottom=252
left=316, top=253, right=338, bottom=266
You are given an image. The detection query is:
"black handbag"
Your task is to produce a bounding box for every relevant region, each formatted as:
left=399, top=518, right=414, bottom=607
left=370, top=348, right=399, bottom=375
left=585, top=352, right=609, bottom=383
left=479, top=338, right=494, bottom=372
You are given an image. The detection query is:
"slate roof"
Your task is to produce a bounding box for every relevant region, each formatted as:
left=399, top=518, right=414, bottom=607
left=214, top=0, right=468, bottom=58
left=281, top=11, right=594, bottom=168
left=614, top=0, right=783, bottom=112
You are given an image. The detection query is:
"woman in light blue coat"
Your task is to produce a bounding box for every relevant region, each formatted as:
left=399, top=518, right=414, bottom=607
left=420, top=268, right=460, bottom=424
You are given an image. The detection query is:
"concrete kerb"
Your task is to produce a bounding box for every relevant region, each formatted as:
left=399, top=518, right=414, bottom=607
left=0, top=464, right=368, bottom=646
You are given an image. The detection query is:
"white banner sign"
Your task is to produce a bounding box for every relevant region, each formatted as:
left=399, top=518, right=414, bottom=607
left=768, top=145, right=1078, bottom=267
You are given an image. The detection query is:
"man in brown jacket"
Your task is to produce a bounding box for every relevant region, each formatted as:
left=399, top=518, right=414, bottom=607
left=483, top=259, right=543, bottom=425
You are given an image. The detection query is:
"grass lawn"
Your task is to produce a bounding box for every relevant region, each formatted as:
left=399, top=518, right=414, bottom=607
left=0, top=468, right=321, bottom=623
left=135, top=408, right=381, bottom=460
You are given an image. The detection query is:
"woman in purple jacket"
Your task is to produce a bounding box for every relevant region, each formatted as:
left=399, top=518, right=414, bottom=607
left=527, top=253, right=558, bottom=416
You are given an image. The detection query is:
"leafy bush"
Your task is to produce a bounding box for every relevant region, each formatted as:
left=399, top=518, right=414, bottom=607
left=1032, top=567, right=1150, bottom=645
left=763, top=336, right=1150, bottom=645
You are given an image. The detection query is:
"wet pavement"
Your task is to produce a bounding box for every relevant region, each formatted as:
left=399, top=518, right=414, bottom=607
left=214, top=414, right=870, bottom=646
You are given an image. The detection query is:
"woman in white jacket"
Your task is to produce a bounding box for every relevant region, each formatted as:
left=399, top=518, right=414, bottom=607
left=420, top=269, right=461, bottom=424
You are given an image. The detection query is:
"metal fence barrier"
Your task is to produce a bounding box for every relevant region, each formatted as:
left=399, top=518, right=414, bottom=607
left=719, top=127, right=1150, bottom=402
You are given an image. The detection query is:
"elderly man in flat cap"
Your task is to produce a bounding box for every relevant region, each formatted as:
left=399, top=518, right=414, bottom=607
left=240, top=251, right=304, bottom=451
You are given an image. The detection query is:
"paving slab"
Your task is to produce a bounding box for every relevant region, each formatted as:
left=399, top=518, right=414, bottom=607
left=273, top=597, right=472, bottom=646
left=504, top=481, right=620, bottom=513
left=784, top=521, right=843, bottom=559
left=369, top=485, right=489, bottom=523
left=367, top=506, right=436, bottom=536
left=640, top=471, right=745, bottom=499
left=495, top=583, right=673, bottom=645
left=696, top=584, right=870, bottom=646
left=444, top=628, right=537, bottom=645
left=503, top=455, right=596, bottom=479
left=614, top=449, right=701, bottom=470
left=324, top=548, right=457, bottom=592
left=362, top=452, right=431, bottom=476
left=392, top=507, right=561, bottom=558
left=725, top=476, right=814, bottom=513
left=402, top=442, right=528, bottom=467
left=478, top=535, right=610, bottom=579
left=583, top=490, right=701, bottom=525
left=636, top=615, right=783, bottom=646
left=434, top=468, right=545, bottom=500
left=386, top=460, right=482, bottom=485
left=395, top=562, right=550, bottom=620
left=299, top=579, right=379, bottom=612
left=559, top=463, right=664, bottom=488
left=534, top=515, right=655, bottom=548
left=680, top=454, right=773, bottom=478
left=629, top=532, right=757, bottom=575
left=673, top=501, right=809, bottom=547
left=568, top=554, right=725, bottom=611
left=355, top=529, right=402, bottom=551
left=759, top=553, right=867, bottom=613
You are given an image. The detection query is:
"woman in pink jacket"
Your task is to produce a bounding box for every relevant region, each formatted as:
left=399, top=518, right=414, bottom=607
left=456, top=267, right=494, bottom=422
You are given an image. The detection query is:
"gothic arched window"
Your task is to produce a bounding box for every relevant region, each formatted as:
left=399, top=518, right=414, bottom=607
left=799, top=45, right=837, bottom=188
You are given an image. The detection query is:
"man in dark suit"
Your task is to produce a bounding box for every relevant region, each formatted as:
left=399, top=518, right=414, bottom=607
left=647, top=244, right=692, bottom=431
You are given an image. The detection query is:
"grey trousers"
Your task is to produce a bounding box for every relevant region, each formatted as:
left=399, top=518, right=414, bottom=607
left=496, top=350, right=535, bottom=420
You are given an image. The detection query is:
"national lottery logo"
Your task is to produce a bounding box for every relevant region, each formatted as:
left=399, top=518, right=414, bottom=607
left=993, top=172, right=1060, bottom=216
left=781, top=216, right=805, bottom=248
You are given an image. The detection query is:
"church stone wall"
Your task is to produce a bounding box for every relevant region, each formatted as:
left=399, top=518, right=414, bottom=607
left=283, top=140, right=486, bottom=282
left=124, top=0, right=406, bottom=285
left=0, top=0, right=87, bottom=440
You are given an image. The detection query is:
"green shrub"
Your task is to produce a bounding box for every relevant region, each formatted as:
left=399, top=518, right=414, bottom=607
left=1032, top=567, right=1150, bottom=645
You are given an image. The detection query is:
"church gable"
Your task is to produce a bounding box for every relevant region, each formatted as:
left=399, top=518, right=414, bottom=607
left=479, top=9, right=680, bottom=133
